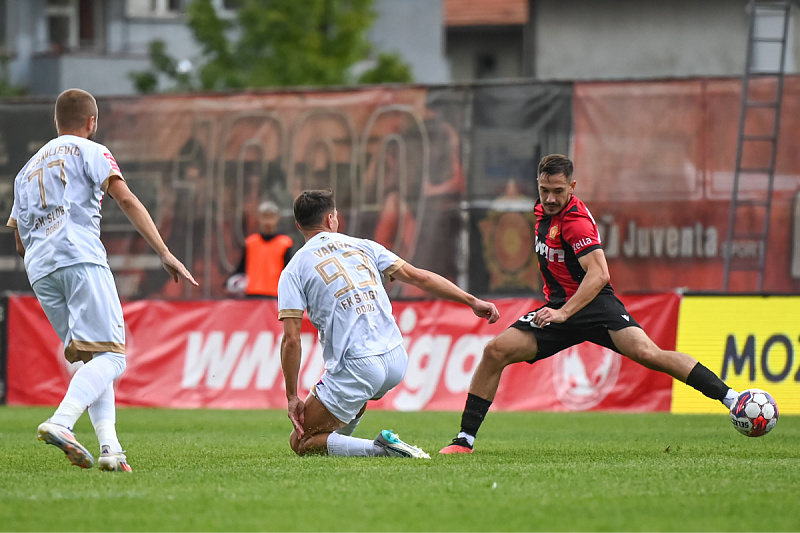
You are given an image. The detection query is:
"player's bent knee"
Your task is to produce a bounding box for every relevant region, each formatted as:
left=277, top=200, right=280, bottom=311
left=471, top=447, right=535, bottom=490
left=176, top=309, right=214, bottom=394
left=289, top=431, right=305, bottom=456
left=482, top=339, right=515, bottom=367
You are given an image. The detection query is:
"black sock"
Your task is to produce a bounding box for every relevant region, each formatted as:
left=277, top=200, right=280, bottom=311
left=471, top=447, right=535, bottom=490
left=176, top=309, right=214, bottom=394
left=685, top=362, right=729, bottom=401
left=460, top=393, right=492, bottom=437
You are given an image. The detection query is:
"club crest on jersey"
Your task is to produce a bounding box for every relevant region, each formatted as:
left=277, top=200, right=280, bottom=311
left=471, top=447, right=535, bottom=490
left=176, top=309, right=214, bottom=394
left=535, top=237, right=565, bottom=263
left=549, top=225, right=559, bottom=240
left=103, top=152, right=120, bottom=172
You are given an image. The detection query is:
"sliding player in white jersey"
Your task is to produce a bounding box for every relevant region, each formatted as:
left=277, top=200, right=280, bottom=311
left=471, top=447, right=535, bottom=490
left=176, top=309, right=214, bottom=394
left=7, top=88, right=197, bottom=471
left=278, top=189, right=500, bottom=458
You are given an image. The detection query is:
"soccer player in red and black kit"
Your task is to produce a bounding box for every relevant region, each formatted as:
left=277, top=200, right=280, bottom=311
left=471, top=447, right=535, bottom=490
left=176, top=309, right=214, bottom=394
left=440, top=154, right=739, bottom=454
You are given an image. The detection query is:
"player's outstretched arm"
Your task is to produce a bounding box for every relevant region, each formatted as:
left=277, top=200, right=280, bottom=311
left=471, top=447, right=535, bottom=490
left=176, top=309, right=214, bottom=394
left=280, top=317, right=305, bottom=436
left=390, top=262, right=499, bottom=324
left=107, top=177, right=198, bottom=286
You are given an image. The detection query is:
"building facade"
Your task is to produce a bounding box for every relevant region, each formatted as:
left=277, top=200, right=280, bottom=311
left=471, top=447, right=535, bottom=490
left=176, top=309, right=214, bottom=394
left=0, top=0, right=448, bottom=97
left=3, top=0, right=799, bottom=97
left=443, top=0, right=800, bottom=81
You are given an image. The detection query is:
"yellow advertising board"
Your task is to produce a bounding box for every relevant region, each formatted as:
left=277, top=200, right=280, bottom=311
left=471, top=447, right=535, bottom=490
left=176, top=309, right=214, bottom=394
left=673, top=296, right=800, bottom=414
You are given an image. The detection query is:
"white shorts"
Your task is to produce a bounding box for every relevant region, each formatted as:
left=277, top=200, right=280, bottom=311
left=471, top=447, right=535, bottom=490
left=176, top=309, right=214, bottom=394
left=32, top=263, right=126, bottom=364
left=313, top=344, right=408, bottom=424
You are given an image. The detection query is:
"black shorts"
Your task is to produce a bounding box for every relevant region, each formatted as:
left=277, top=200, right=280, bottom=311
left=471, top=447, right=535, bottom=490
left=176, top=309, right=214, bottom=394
left=509, top=292, right=641, bottom=363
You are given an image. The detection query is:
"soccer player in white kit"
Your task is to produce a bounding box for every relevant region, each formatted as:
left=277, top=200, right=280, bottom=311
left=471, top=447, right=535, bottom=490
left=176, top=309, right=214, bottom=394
left=7, top=88, right=198, bottom=471
left=278, top=189, right=500, bottom=457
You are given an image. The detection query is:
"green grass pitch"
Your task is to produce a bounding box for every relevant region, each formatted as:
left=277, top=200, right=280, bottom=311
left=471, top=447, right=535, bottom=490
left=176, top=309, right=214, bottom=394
left=1, top=407, right=798, bottom=532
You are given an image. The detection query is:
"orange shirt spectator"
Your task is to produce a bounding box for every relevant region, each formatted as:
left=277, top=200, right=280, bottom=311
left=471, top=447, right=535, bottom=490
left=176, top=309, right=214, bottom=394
left=227, top=201, right=293, bottom=298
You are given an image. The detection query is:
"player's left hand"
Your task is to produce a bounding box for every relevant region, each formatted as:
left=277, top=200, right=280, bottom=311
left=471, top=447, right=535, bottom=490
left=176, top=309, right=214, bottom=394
left=472, top=299, right=500, bottom=324
left=287, top=396, right=305, bottom=437
left=533, top=307, right=568, bottom=327
left=161, top=251, right=199, bottom=286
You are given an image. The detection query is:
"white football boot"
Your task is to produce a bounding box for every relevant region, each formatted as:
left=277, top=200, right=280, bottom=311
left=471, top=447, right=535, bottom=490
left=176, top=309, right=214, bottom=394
left=98, top=445, right=132, bottom=473
left=374, top=429, right=430, bottom=458
left=37, top=421, right=94, bottom=469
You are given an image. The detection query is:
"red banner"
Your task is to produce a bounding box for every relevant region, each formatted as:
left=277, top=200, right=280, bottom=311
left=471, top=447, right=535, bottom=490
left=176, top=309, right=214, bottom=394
left=6, top=293, right=677, bottom=411
left=573, top=77, right=800, bottom=293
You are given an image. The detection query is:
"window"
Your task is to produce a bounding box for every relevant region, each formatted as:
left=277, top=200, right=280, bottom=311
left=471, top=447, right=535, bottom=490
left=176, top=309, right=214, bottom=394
left=475, top=53, right=497, bottom=79
left=46, top=0, right=103, bottom=53
left=216, top=0, right=242, bottom=19
left=0, top=0, right=7, bottom=53
left=47, top=0, right=78, bottom=53
left=78, top=0, right=95, bottom=49
left=126, top=0, right=183, bottom=18
left=126, top=0, right=239, bottom=19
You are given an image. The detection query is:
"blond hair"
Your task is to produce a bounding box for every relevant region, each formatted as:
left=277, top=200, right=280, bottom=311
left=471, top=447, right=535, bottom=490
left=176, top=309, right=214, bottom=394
left=55, top=89, right=98, bottom=133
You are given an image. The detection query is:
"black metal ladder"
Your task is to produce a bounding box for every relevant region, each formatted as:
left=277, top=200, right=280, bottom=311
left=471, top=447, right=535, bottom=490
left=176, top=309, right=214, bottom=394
left=722, top=0, right=793, bottom=291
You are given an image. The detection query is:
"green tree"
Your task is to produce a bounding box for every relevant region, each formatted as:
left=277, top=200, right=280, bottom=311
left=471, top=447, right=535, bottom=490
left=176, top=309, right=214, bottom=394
left=130, top=40, right=196, bottom=94
left=358, top=52, right=413, bottom=85
left=130, top=0, right=413, bottom=93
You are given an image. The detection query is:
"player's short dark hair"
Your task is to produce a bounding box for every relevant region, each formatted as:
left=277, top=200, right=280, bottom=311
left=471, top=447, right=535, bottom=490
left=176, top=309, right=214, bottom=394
left=294, top=189, right=336, bottom=229
left=538, top=154, right=573, bottom=180
left=55, top=89, right=98, bottom=132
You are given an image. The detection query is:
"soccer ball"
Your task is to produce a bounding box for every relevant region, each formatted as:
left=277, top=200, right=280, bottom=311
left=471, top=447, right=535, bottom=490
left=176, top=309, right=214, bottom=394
left=729, top=388, right=778, bottom=437
left=225, top=273, right=248, bottom=295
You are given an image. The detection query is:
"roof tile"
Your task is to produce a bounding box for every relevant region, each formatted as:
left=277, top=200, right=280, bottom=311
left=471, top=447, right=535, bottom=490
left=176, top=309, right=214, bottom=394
left=444, top=0, right=529, bottom=27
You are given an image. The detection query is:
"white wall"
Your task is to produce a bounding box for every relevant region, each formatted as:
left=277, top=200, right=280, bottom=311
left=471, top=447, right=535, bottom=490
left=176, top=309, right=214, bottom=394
left=370, top=0, right=450, bottom=83
left=533, top=0, right=769, bottom=80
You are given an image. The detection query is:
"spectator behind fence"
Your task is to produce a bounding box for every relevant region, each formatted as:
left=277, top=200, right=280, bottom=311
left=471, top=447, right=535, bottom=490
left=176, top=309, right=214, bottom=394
left=227, top=200, right=293, bottom=298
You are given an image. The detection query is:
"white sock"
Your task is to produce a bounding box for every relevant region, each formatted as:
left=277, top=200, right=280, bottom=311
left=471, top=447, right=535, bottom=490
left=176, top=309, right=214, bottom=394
left=89, top=385, right=122, bottom=452
left=50, top=352, right=126, bottom=429
left=722, top=388, right=739, bottom=410
left=334, top=416, right=362, bottom=436
left=326, top=432, right=388, bottom=457
left=458, top=431, right=475, bottom=446
left=49, top=399, right=84, bottom=430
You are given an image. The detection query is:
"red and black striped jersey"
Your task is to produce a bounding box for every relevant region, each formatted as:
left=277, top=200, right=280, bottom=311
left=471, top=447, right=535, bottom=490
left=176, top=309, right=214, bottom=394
left=534, top=195, right=614, bottom=303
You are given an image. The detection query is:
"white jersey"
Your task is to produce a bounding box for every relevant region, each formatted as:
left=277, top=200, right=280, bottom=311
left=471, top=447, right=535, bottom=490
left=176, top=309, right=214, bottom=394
left=278, top=232, right=405, bottom=373
left=7, top=135, right=123, bottom=285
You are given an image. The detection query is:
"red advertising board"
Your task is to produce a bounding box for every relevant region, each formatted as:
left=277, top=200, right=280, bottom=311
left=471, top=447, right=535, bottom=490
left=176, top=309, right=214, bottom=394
left=6, top=293, right=677, bottom=412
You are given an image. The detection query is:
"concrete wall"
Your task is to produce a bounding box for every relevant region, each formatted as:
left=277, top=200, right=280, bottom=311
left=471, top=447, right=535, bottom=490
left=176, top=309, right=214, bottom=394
left=533, top=0, right=797, bottom=80
left=370, top=0, right=449, bottom=83
left=447, top=28, right=524, bottom=82
left=30, top=54, right=152, bottom=97
left=5, top=0, right=45, bottom=90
